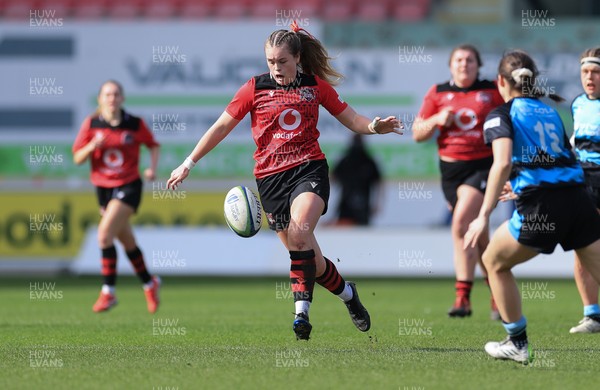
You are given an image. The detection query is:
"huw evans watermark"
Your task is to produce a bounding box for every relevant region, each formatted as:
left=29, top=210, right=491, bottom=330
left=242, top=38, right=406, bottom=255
left=521, top=9, right=556, bottom=29
left=399, top=318, right=433, bottom=336
left=274, top=349, right=309, bottom=367
left=30, top=282, right=63, bottom=300
left=521, top=281, right=556, bottom=300
left=399, top=250, right=432, bottom=269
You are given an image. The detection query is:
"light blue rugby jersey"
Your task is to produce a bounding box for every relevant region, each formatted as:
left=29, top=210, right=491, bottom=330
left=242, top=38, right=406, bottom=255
left=572, top=93, right=600, bottom=170
left=483, top=97, right=584, bottom=195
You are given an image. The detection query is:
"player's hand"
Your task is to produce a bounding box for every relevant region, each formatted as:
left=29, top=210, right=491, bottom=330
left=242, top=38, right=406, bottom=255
left=89, top=133, right=106, bottom=150
left=436, top=107, right=455, bottom=127
left=499, top=181, right=518, bottom=202
left=167, top=164, right=190, bottom=190
left=370, top=116, right=404, bottom=135
left=144, top=168, right=156, bottom=181
left=463, top=216, right=488, bottom=249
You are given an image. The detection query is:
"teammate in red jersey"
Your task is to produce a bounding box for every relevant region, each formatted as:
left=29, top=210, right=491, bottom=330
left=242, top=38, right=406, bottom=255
left=73, top=80, right=161, bottom=313
left=167, top=22, right=402, bottom=340
left=413, top=44, right=505, bottom=319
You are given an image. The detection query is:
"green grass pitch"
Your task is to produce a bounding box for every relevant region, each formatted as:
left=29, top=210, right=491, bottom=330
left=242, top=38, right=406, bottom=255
left=0, top=276, right=598, bottom=389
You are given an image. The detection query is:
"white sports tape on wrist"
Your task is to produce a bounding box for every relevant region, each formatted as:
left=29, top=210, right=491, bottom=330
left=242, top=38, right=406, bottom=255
left=183, top=157, right=196, bottom=170
left=368, top=118, right=380, bottom=134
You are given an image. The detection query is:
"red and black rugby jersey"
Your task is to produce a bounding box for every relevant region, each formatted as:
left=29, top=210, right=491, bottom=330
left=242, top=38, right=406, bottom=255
left=226, top=72, right=348, bottom=178
left=72, top=110, right=159, bottom=188
left=417, top=79, right=504, bottom=161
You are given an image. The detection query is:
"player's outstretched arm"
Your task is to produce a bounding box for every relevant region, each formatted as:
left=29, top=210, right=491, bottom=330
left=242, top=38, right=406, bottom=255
left=167, top=111, right=240, bottom=190
left=335, top=106, right=403, bottom=135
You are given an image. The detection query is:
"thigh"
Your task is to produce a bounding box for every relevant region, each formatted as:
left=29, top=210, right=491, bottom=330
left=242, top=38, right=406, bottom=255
left=289, top=192, right=325, bottom=235
left=484, top=222, right=538, bottom=272
left=98, top=199, right=135, bottom=239
left=453, top=185, right=484, bottom=231
left=285, top=192, right=325, bottom=251
left=575, top=238, right=600, bottom=283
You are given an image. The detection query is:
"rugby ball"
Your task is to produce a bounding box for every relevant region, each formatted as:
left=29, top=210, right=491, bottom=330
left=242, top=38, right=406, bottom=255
left=224, top=186, right=262, bottom=238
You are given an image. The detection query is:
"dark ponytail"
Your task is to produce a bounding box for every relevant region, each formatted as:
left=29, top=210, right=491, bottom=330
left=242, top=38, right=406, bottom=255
left=498, top=50, right=564, bottom=103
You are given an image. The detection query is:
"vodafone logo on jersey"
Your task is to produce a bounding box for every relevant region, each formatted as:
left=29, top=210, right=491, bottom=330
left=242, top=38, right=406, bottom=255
left=454, top=108, right=478, bottom=131
left=278, top=109, right=301, bottom=131
left=103, top=148, right=124, bottom=169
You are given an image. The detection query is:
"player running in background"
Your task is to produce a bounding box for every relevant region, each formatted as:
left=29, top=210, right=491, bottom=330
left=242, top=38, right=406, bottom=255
left=167, top=22, right=402, bottom=340
left=569, top=47, right=600, bottom=334
left=412, top=44, right=505, bottom=319
left=73, top=80, right=161, bottom=313
left=465, top=50, right=600, bottom=363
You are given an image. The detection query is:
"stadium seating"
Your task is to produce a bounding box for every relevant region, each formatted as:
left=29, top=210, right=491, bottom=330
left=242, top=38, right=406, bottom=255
left=37, top=0, right=72, bottom=18
left=249, top=0, right=287, bottom=19
left=212, top=0, right=248, bottom=20
left=106, top=0, right=145, bottom=20
left=0, top=0, right=431, bottom=21
left=3, top=0, right=37, bottom=20
left=285, top=0, right=321, bottom=19
left=72, top=0, right=109, bottom=19
left=178, top=0, right=213, bottom=20
left=322, top=1, right=355, bottom=22
left=393, top=0, right=431, bottom=22
left=144, top=0, right=179, bottom=20
left=355, top=1, right=389, bottom=22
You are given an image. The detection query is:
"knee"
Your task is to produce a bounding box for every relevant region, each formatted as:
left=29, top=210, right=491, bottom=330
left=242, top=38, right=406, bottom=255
left=288, top=237, right=310, bottom=251
left=286, top=220, right=313, bottom=250
left=287, top=231, right=311, bottom=251
left=482, top=251, right=506, bottom=274
left=451, top=215, right=470, bottom=237
left=482, top=250, right=492, bottom=268
left=97, top=228, right=114, bottom=248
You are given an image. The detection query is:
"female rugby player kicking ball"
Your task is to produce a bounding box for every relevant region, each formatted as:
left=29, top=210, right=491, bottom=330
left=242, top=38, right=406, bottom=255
left=167, top=22, right=402, bottom=340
